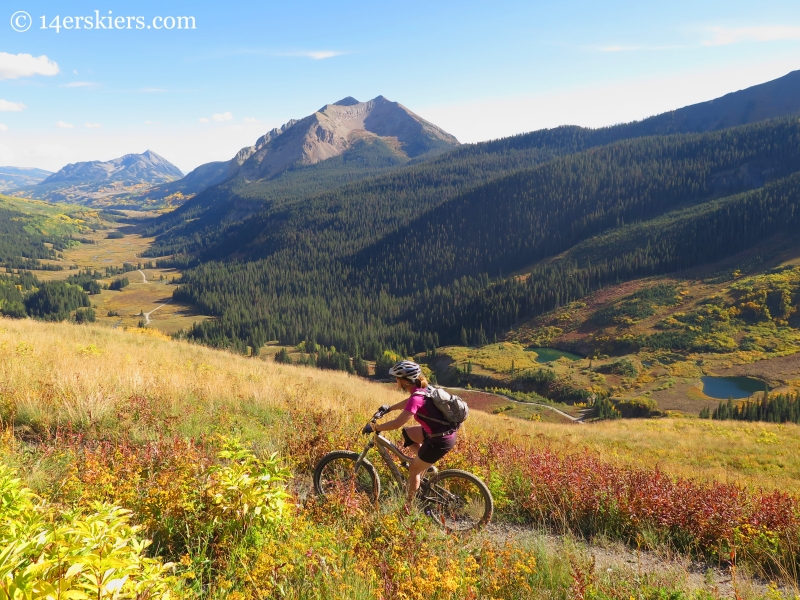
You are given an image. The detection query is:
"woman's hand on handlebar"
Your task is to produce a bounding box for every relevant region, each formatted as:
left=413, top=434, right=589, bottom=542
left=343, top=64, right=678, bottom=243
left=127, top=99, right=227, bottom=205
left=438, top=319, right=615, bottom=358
left=362, top=423, right=374, bottom=435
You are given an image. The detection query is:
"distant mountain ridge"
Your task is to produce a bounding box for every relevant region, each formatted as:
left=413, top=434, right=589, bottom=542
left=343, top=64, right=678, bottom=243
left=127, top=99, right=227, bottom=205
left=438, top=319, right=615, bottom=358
left=615, top=69, right=800, bottom=136
left=42, top=150, right=183, bottom=185
left=0, top=167, right=53, bottom=192
left=9, top=151, right=183, bottom=207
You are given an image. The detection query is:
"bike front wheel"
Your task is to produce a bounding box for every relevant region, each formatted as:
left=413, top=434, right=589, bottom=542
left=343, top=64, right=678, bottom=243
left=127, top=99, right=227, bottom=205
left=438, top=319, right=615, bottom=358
left=313, top=451, right=381, bottom=502
left=421, top=469, right=493, bottom=531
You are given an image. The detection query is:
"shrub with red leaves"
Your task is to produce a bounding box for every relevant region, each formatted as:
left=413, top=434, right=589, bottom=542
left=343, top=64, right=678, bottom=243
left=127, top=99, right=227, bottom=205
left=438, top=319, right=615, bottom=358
left=444, top=436, right=800, bottom=575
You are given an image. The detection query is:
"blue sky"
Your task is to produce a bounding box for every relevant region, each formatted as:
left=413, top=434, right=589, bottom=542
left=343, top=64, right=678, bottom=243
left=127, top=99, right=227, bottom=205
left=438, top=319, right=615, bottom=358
left=1, top=0, right=799, bottom=172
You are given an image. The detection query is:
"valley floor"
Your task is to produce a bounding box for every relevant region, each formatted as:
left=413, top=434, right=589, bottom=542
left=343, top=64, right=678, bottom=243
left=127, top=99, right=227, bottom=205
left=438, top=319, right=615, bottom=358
left=28, top=220, right=207, bottom=335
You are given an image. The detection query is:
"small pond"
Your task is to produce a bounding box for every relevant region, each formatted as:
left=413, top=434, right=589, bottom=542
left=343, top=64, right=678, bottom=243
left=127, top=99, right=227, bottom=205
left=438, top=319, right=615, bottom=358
left=526, top=347, right=583, bottom=364
left=700, top=376, right=768, bottom=400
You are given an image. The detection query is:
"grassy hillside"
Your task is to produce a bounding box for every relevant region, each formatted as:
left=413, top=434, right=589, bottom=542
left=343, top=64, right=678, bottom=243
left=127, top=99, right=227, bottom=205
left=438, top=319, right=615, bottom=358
left=0, top=193, right=104, bottom=271
left=2, top=318, right=800, bottom=597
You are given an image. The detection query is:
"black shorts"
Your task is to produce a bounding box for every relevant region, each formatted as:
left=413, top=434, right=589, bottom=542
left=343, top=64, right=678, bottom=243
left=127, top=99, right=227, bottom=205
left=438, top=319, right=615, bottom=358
left=418, top=432, right=457, bottom=464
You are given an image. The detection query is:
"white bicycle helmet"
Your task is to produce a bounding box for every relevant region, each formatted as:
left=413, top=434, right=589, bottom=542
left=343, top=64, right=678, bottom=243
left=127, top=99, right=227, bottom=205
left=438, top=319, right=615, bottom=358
left=388, top=360, right=422, bottom=380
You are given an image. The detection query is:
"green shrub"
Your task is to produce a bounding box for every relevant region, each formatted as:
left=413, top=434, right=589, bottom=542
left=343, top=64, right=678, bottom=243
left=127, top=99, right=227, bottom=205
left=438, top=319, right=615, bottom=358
left=0, top=463, right=182, bottom=598
left=616, top=397, right=658, bottom=418
left=593, top=358, right=638, bottom=377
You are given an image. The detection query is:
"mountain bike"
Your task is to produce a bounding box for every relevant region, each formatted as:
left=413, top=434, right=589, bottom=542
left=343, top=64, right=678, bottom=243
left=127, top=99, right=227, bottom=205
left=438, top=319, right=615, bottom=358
left=313, top=407, right=493, bottom=531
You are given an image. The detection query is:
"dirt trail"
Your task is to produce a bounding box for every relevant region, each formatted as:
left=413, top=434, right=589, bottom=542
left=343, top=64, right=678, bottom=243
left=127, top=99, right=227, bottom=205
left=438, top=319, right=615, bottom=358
left=446, top=386, right=587, bottom=422
left=143, top=299, right=172, bottom=325
left=138, top=269, right=147, bottom=283
left=485, top=524, right=790, bottom=598
left=295, top=471, right=785, bottom=596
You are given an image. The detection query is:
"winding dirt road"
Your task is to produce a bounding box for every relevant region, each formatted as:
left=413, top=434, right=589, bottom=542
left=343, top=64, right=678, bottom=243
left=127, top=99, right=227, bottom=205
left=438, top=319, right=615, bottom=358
left=445, top=387, right=588, bottom=423
left=143, top=299, right=172, bottom=325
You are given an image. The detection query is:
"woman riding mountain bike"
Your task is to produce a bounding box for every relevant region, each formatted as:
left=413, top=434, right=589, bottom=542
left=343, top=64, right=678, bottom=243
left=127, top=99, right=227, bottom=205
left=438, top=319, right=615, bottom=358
left=364, top=360, right=459, bottom=507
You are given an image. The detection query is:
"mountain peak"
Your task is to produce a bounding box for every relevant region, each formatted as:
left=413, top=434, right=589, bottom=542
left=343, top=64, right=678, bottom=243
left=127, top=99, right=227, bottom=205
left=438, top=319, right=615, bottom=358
left=41, top=151, right=183, bottom=186
left=236, top=96, right=459, bottom=181
left=333, top=97, right=360, bottom=106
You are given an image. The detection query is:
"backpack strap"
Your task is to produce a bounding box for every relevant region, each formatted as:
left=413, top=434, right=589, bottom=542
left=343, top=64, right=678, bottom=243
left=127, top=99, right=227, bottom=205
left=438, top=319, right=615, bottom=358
left=415, top=412, right=451, bottom=426
left=425, top=428, right=458, bottom=438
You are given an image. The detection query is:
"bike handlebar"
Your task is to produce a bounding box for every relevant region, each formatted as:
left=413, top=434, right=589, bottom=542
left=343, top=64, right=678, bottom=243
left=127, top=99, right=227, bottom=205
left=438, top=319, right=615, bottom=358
left=362, top=407, right=389, bottom=435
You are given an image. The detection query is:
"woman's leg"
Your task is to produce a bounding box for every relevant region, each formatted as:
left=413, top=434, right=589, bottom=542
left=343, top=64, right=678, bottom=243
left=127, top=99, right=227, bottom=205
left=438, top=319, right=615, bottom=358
left=401, top=426, right=424, bottom=457
left=407, top=456, right=434, bottom=503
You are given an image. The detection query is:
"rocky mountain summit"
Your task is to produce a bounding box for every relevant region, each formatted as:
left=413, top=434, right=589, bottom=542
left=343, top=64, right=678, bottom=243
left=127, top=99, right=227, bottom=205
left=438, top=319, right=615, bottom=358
left=42, top=150, right=183, bottom=185
left=140, top=95, right=460, bottom=203
left=8, top=151, right=183, bottom=207
left=233, top=95, right=459, bottom=180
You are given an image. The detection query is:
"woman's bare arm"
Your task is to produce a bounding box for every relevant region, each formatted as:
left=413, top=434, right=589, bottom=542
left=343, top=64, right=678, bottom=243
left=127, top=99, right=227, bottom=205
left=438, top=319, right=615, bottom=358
left=375, top=410, right=414, bottom=432
left=385, top=399, right=407, bottom=412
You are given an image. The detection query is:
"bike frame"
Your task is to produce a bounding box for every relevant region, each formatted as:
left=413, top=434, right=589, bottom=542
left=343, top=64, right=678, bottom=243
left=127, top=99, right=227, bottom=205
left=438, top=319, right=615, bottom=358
left=353, top=433, right=410, bottom=489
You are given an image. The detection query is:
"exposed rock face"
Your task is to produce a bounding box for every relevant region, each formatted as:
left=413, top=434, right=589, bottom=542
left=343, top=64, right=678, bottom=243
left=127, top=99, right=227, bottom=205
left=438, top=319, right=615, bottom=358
left=227, top=119, right=299, bottom=177
left=143, top=96, right=459, bottom=201
left=42, top=150, right=183, bottom=185
left=232, top=95, right=459, bottom=181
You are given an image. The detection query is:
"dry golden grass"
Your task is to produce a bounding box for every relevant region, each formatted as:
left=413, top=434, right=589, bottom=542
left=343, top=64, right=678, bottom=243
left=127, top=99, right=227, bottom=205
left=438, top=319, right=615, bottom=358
left=30, top=230, right=208, bottom=334
left=33, top=230, right=151, bottom=281
left=0, top=316, right=399, bottom=442
left=2, top=317, right=800, bottom=492
left=93, top=277, right=208, bottom=334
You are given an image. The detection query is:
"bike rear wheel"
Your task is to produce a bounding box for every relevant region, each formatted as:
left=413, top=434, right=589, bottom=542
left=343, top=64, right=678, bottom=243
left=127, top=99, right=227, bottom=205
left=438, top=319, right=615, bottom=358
left=421, top=469, right=493, bottom=531
left=313, top=451, right=381, bottom=502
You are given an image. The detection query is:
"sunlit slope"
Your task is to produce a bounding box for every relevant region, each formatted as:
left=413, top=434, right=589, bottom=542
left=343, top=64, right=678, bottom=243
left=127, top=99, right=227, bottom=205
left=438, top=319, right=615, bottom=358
left=1, top=317, right=799, bottom=491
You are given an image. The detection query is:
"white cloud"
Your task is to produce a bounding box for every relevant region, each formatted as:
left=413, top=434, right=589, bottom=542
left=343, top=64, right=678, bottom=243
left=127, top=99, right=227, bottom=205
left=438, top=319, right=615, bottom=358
left=0, top=52, right=59, bottom=80
left=55, top=121, right=74, bottom=129
left=244, top=116, right=258, bottom=123
left=703, top=25, right=800, bottom=46
left=198, top=117, right=210, bottom=123
left=61, top=81, right=97, bottom=88
left=307, top=51, right=342, bottom=60
left=211, top=112, right=233, bottom=122
left=279, top=50, right=345, bottom=60
left=73, top=69, right=78, bottom=75
left=0, top=100, right=25, bottom=112
left=0, top=124, right=8, bottom=132
left=85, top=122, right=102, bottom=129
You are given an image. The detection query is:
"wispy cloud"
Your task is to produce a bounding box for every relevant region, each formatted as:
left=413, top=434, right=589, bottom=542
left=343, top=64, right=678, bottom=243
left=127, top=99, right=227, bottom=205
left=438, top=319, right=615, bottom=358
left=278, top=50, right=346, bottom=60
left=199, top=111, right=233, bottom=123
left=55, top=121, right=74, bottom=129
left=703, top=25, right=800, bottom=46
left=599, top=45, right=639, bottom=52
left=61, top=81, right=98, bottom=88
left=0, top=52, right=59, bottom=80
left=244, top=116, right=259, bottom=123
left=85, top=122, right=102, bottom=129
left=0, top=124, right=7, bottom=132
left=0, top=100, right=25, bottom=112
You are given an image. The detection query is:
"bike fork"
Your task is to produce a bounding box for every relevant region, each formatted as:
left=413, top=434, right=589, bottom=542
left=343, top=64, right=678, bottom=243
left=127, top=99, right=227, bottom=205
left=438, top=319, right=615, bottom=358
left=353, top=440, right=374, bottom=471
